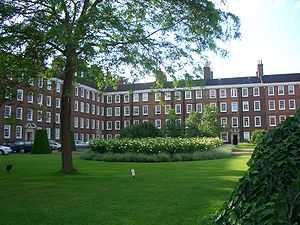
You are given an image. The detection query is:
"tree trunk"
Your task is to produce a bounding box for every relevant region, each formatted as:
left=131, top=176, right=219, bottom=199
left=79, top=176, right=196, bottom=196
left=61, top=45, right=76, bottom=173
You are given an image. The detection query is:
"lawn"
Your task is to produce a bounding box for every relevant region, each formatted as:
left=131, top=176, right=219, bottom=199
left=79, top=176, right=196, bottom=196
left=0, top=153, right=249, bottom=225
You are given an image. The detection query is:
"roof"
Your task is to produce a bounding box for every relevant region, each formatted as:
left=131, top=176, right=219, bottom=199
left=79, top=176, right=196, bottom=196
left=103, top=73, right=300, bottom=92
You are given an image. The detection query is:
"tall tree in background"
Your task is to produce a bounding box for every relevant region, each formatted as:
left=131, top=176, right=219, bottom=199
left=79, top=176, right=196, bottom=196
left=164, top=109, right=183, bottom=137
left=1, top=0, right=240, bottom=173
left=199, top=105, right=220, bottom=137
left=185, top=112, right=202, bottom=137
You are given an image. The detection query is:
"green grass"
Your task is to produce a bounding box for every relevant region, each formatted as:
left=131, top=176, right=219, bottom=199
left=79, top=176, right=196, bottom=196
left=0, top=153, right=249, bottom=225
left=236, top=143, right=256, bottom=150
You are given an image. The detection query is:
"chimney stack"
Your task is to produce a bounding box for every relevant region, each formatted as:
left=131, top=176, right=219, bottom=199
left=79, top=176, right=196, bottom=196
left=256, top=60, right=264, bottom=79
left=204, top=63, right=213, bottom=80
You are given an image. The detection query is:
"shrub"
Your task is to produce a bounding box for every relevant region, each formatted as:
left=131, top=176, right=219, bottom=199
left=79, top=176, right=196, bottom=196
left=90, top=137, right=223, bottom=155
left=32, top=129, right=51, bottom=154
left=251, top=129, right=266, bottom=144
left=120, top=122, right=162, bottom=138
left=215, top=110, right=300, bottom=225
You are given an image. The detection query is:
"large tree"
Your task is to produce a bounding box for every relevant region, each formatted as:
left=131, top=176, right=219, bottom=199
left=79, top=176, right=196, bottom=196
left=0, top=0, right=240, bottom=173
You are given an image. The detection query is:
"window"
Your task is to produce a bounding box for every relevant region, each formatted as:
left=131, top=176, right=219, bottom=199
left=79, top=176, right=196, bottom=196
left=106, top=121, right=113, bottom=130
left=75, top=87, right=79, bottom=96
left=124, top=106, right=130, bottom=116
left=196, top=103, right=202, bottom=113
left=56, top=82, right=61, bottom=93
left=124, top=120, right=130, bottom=128
left=47, top=80, right=52, bottom=90
left=74, top=132, right=78, bottom=141
left=288, top=85, right=295, bottom=95
left=155, top=105, right=161, bottom=114
left=175, top=104, right=181, bottom=114
left=74, top=117, right=79, bottom=128
left=38, top=78, right=43, bottom=88
left=115, top=107, right=120, bottom=116
left=55, top=113, right=60, bottom=124
left=254, top=116, right=261, bottom=127
left=209, top=89, right=216, bottom=98
left=196, top=90, right=202, bottom=99
left=143, top=105, right=149, bottom=116
left=278, top=85, right=284, bottom=95
left=155, top=92, right=161, bottom=101
left=220, top=102, right=227, bottom=112
left=243, top=117, right=250, bottom=127
left=37, top=110, right=43, bottom=122
left=80, top=118, right=84, bottom=128
left=268, top=86, right=274, bottom=96
left=221, top=132, right=228, bottom=142
left=115, top=121, right=121, bottom=130
left=124, top=94, right=130, bottom=103
left=253, top=87, right=260, bottom=96
left=55, top=98, right=61, bottom=109
left=254, top=101, right=261, bottom=111
left=115, top=95, right=120, bottom=103
left=289, top=99, right=296, bottom=109
left=142, top=93, right=148, bottom=102
left=279, top=100, right=285, bottom=110
left=86, top=119, right=90, bottom=129
left=268, top=100, right=275, bottom=111
left=86, top=90, right=90, bottom=100
left=186, top=104, right=193, bottom=114
left=4, top=125, right=11, bottom=139
left=210, top=102, right=217, bottom=109
left=101, top=107, right=104, bottom=116
left=133, top=120, right=139, bottom=125
left=46, top=112, right=51, bottom=123
left=80, top=87, right=85, bottom=98
left=133, top=106, right=140, bottom=116
left=232, top=117, right=239, bottom=128
left=80, top=102, right=84, bottom=112
left=219, top=89, right=227, bottom=98
left=165, top=105, right=171, bottom=114
left=4, top=105, right=11, bottom=118
left=133, top=93, right=139, bottom=102
left=175, top=91, right=181, bottom=100
left=16, top=107, right=23, bottom=120
left=107, top=134, right=113, bottom=139
left=155, top=119, right=161, bottom=129
left=231, top=88, right=238, bottom=97
left=86, top=103, right=90, bottom=114
left=242, top=88, right=248, bottom=97
left=165, top=92, right=171, bottom=101
left=16, top=126, right=23, bottom=139
left=279, top=115, right=286, bottom=124
left=231, top=102, right=238, bottom=112
left=107, top=95, right=112, bottom=104
left=27, top=92, right=34, bottom=103
left=91, top=104, right=95, bottom=115
left=185, top=91, right=192, bottom=99
left=220, top=117, right=227, bottom=128
left=55, top=128, right=60, bottom=140
left=37, top=94, right=43, bottom=105
left=243, top=132, right=250, bottom=142
left=106, top=107, right=113, bottom=117
left=91, top=92, right=95, bottom=101
left=46, top=96, right=52, bottom=107
left=27, top=109, right=33, bottom=121
left=269, top=116, right=276, bottom=127
left=96, top=106, right=100, bottom=116
left=17, top=89, right=23, bottom=101
left=242, top=101, right=249, bottom=112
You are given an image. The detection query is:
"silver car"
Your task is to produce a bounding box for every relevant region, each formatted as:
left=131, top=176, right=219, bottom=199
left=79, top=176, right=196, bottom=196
left=0, top=145, right=13, bottom=155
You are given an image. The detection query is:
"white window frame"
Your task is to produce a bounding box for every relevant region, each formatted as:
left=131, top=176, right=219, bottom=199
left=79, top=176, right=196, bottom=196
left=220, top=117, right=227, bottom=128
left=4, top=125, right=11, bottom=139
left=4, top=105, right=12, bottom=118
left=106, top=107, right=113, bottom=117
left=278, top=85, right=285, bottom=95
left=115, top=121, right=121, bottom=130
left=254, top=116, right=262, bottom=127
left=231, top=88, right=238, bottom=98
left=124, top=106, right=130, bottom=116
left=289, top=99, right=296, bottom=110
left=242, top=101, right=249, bottom=112
left=16, top=125, right=23, bottom=139
left=17, top=89, right=24, bottom=101
left=133, top=106, right=140, bottom=116
left=232, top=117, right=239, bottom=128
left=142, top=93, right=148, bottom=102
left=133, top=93, right=139, bottom=102
left=195, top=90, right=202, bottom=99
left=231, top=102, right=238, bottom=112
left=219, top=89, right=227, bottom=98
left=186, top=104, right=193, bottom=114
left=196, top=103, right=202, bottom=113
left=115, top=94, right=120, bottom=103
left=254, top=101, right=261, bottom=111
left=55, top=98, right=61, bottom=109
left=288, top=85, right=295, bottom=95
left=124, top=94, right=130, bottom=103
left=269, top=116, right=277, bottom=127
left=155, top=105, right=161, bottom=115
left=115, top=107, right=121, bottom=117
left=165, top=105, right=171, bottom=114
left=220, top=102, right=227, bottom=112
left=155, top=119, right=161, bottom=129
left=16, top=107, right=23, bottom=120
left=209, top=89, right=216, bottom=99
left=268, top=86, right=275, bottom=96
left=253, top=87, right=260, bottom=97
left=268, top=100, right=276, bottom=111
left=155, top=92, right=161, bottom=102
left=27, top=109, right=33, bottom=121
left=46, top=96, right=52, bottom=107
left=242, top=88, right=248, bottom=97
left=243, top=116, right=250, bottom=128
left=279, top=100, right=285, bottom=110
left=165, top=92, right=172, bottom=101
left=175, top=104, right=181, bottom=114
left=175, top=91, right=181, bottom=100
left=185, top=90, right=192, bottom=100
left=107, top=95, right=112, bottom=104
left=143, top=105, right=149, bottom=115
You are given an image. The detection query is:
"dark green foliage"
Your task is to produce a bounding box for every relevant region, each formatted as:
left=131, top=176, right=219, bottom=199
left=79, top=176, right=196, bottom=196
left=32, top=129, right=51, bottom=154
left=185, top=111, right=203, bottom=137
left=215, top=110, right=300, bottom=225
left=90, top=137, right=222, bottom=154
left=199, top=105, right=220, bottom=137
left=120, top=122, right=161, bottom=138
left=164, top=109, right=184, bottom=137
left=251, top=129, right=266, bottom=145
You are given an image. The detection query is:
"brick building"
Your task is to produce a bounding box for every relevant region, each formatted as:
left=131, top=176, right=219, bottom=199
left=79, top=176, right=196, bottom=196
left=1, top=62, right=300, bottom=144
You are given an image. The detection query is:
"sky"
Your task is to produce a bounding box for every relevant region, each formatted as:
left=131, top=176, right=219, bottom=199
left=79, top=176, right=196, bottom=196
left=209, top=0, right=300, bottom=78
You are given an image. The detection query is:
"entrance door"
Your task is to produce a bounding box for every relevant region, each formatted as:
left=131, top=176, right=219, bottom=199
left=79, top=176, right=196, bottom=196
left=232, top=134, right=238, bottom=145
left=26, top=131, right=33, bottom=141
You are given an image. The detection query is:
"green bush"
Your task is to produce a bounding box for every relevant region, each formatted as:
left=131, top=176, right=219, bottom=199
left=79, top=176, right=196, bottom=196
left=90, top=137, right=223, bottom=155
left=120, top=122, right=162, bottom=138
left=32, top=129, right=51, bottom=154
left=251, top=129, right=266, bottom=144
left=215, top=110, right=300, bottom=225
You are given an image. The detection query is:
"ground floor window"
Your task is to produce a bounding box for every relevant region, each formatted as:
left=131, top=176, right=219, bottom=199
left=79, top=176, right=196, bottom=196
left=220, top=132, right=228, bottom=142
left=4, top=125, right=11, bottom=139
left=243, top=132, right=250, bottom=142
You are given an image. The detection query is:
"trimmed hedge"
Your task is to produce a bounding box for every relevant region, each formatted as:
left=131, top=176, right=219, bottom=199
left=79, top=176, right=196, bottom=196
left=32, top=129, right=51, bottom=154
left=90, top=137, right=223, bottom=154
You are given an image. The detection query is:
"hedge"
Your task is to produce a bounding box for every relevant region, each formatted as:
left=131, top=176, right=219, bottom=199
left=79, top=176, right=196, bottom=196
left=32, top=129, right=51, bottom=154
left=90, top=137, right=223, bottom=154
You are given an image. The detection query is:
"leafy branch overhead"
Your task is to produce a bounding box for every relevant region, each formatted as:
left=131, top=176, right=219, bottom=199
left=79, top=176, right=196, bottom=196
left=1, top=0, right=240, bottom=85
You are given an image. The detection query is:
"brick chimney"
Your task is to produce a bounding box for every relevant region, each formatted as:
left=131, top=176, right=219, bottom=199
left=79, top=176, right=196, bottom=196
left=204, top=63, right=213, bottom=80
left=256, top=60, right=264, bottom=79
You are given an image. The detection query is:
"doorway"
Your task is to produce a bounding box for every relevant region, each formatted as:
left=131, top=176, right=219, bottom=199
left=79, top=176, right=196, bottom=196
left=232, top=134, right=238, bottom=145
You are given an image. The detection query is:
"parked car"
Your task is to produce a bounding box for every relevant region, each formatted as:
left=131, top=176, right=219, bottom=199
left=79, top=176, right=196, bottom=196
left=0, top=145, right=13, bottom=155
left=10, top=142, right=33, bottom=153
left=75, top=140, right=90, bottom=149
left=49, top=140, right=61, bottom=151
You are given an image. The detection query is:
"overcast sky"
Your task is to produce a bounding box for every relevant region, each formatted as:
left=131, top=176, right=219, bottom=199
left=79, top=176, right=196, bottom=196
left=209, top=0, right=300, bottom=78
